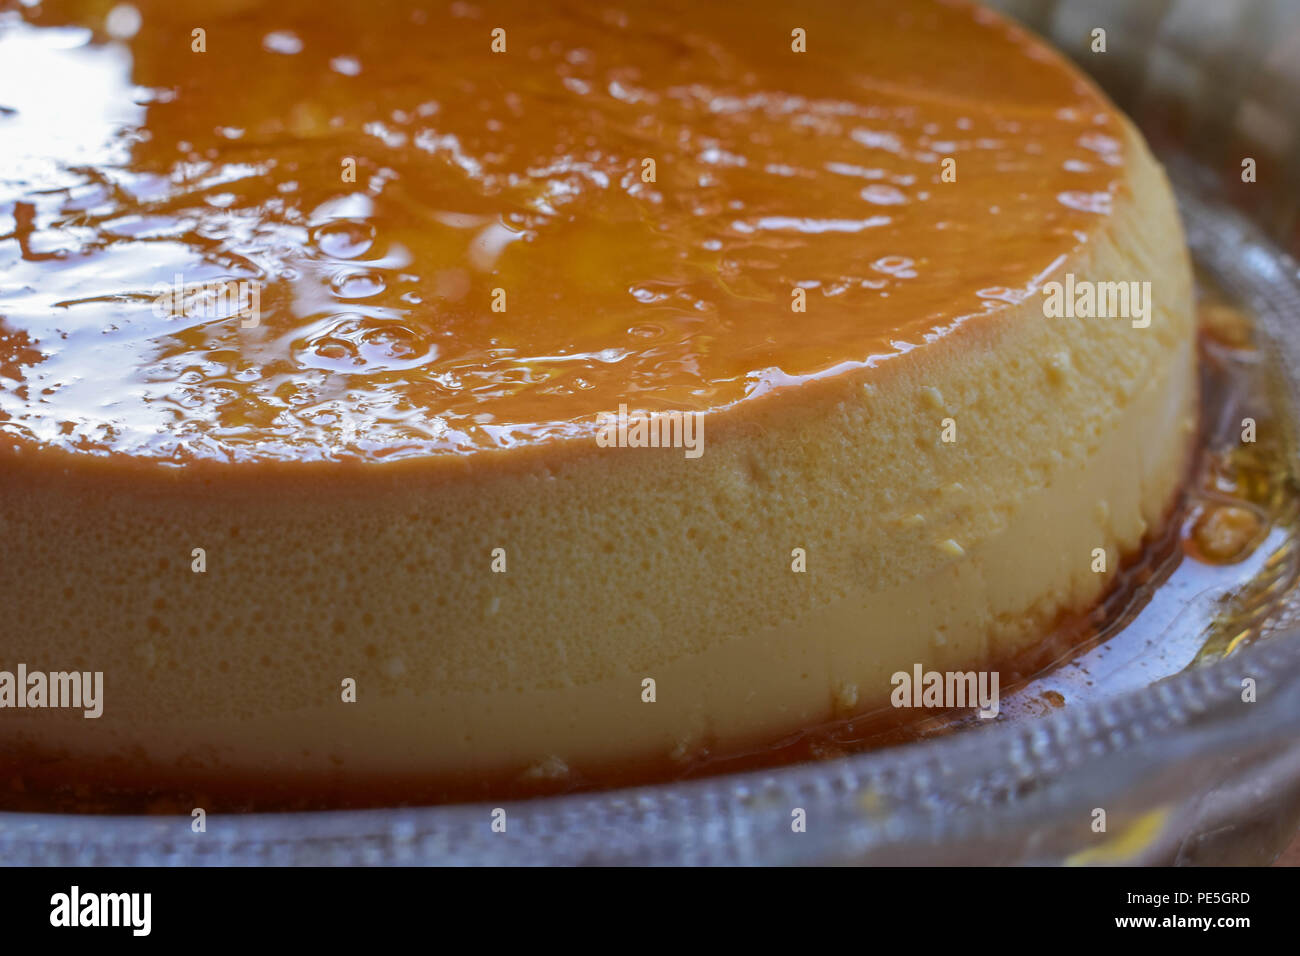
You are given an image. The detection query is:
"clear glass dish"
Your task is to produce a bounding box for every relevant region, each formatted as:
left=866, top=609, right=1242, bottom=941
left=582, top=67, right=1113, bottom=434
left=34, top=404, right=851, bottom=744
left=3, top=0, right=1300, bottom=865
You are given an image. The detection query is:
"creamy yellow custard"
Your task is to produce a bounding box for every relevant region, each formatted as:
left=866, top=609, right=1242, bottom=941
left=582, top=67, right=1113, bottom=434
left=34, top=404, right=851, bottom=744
left=0, top=0, right=1194, bottom=804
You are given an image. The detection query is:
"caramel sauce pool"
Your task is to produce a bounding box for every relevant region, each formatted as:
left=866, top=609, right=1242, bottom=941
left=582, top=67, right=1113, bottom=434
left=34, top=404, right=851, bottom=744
left=1, top=0, right=1121, bottom=462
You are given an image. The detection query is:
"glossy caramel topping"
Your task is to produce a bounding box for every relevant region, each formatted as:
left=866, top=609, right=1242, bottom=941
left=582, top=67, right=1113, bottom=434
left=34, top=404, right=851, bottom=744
left=0, top=0, right=1124, bottom=462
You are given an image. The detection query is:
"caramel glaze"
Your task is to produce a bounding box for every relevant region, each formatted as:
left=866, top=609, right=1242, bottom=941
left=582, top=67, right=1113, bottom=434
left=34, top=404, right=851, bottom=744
left=0, top=0, right=1123, bottom=465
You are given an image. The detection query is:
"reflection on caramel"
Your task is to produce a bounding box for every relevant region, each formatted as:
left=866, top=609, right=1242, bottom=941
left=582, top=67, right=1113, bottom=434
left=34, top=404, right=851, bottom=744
left=0, top=0, right=1123, bottom=462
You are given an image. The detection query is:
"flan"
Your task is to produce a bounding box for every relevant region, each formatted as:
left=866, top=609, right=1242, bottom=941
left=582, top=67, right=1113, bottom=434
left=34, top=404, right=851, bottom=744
left=0, top=0, right=1195, bottom=804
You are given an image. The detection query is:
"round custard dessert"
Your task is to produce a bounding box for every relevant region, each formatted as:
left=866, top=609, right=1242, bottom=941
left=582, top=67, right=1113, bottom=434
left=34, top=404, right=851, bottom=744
left=0, top=0, right=1194, bottom=804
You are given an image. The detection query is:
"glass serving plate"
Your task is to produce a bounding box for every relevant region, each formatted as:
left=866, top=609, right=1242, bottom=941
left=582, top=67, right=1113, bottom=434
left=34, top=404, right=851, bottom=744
left=3, top=0, right=1300, bottom=865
